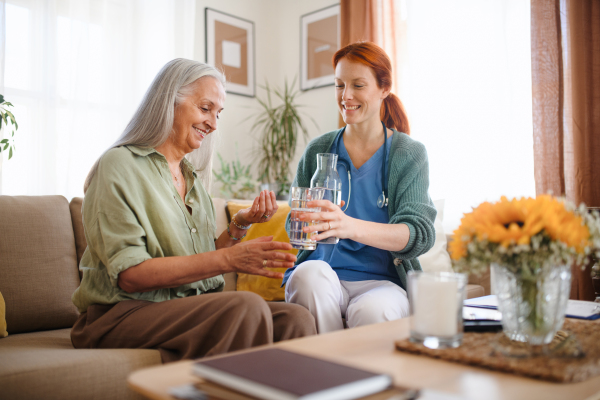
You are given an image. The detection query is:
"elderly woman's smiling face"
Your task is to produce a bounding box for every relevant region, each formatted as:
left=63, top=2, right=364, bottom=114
left=171, top=76, right=225, bottom=154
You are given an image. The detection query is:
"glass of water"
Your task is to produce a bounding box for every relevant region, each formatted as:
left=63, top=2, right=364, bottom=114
left=289, top=187, right=325, bottom=250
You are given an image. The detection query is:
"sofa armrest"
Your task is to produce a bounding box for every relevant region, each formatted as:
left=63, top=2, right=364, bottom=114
left=465, top=284, right=485, bottom=299
left=467, top=268, right=491, bottom=296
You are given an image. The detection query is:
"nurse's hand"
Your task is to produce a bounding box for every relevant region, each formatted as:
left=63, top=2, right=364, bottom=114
left=299, top=200, right=355, bottom=242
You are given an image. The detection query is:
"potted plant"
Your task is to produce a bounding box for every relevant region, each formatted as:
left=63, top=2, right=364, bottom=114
left=450, top=195, right=600, bottom=346
left=0, top=95, right=18, bottom=160
left=213, top=149, right=259, bottom=200
left=251, top=78, right=315, bottom=199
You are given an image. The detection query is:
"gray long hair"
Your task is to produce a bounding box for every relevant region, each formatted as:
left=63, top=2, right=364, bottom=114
left=84, top=58, right=226, bottom=193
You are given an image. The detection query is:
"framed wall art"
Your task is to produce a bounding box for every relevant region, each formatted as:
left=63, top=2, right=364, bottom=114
left=300, top=4, right=340, bottom=91
left=205, top=8, right=255, bottom=97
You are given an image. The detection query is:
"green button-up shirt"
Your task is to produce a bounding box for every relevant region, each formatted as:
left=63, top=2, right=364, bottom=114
left=72, top=145, right=224, bottom=313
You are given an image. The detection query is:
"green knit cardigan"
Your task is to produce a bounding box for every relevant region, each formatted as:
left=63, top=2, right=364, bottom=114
left=285, top=128, right=437, bottom=290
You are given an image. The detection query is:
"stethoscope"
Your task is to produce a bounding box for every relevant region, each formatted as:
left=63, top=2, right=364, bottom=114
left=330, top=121, right=389, bottom=211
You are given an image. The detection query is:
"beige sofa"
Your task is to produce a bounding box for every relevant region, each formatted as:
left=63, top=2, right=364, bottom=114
left=0, top=195, right=488, bottom=400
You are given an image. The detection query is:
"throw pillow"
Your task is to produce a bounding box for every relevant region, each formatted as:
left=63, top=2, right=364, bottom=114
left=0, top=290, right=7, bottom=338
left=418, top=199, right=453, bottom=273
left=227, top=201, right=297, bottom=301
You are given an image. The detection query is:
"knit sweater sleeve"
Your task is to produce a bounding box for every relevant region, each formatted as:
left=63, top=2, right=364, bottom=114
left=388, top=133, right=437, bottom=261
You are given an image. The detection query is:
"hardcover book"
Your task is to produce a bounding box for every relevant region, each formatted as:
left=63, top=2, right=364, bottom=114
left=192, top=347, right=393, bottom=400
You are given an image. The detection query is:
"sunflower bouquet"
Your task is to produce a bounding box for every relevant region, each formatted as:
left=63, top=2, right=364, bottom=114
left=450, top=195, right=600, bottom=345
left=449, top=195, right=600, bottom=276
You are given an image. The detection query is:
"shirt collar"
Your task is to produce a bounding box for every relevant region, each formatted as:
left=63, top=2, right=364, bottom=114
left=125, top=145, right=198, bottom=178
left=182, top=157, right=198, bottom=179
left=125, top=145, right=158, bottom=157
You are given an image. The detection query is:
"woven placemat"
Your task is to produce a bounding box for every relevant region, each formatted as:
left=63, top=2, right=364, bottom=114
left=395, top=319, right=600, bottom=383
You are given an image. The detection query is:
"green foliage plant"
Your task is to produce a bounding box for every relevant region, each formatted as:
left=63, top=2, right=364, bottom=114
left=251, top=78, right=316, bottom=196
left=213, top=149, right=259, bottom=200
left=0, top=95, right=18, bottom=160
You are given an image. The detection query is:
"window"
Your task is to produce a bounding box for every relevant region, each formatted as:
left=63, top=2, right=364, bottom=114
left=1, top=0, right=195, bottom=198
left=394, top=0, right=534, bottom=232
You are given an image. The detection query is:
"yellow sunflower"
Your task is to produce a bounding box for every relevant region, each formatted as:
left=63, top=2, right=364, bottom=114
left=450, top=195, right=590, bottom=261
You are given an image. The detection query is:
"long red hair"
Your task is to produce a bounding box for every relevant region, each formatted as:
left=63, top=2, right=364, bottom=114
left=333, top=42, right=410, bottom=134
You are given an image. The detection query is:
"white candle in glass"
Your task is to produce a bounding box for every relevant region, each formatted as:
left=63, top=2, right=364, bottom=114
left=413, top=278, right=459, bottom=337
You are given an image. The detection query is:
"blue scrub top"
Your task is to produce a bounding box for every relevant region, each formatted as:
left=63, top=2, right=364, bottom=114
left=283, top=132, right=401, bottom=288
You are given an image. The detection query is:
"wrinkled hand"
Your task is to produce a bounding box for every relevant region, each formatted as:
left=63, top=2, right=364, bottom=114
left=235, top=190, right=278, bottom=225
left=225, top=236, right=296, bottom=279
left=300, top=200, right=355, bottom=242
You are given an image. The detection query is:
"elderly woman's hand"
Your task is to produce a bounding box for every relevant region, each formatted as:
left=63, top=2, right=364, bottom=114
left=235, top=190, right=278, bottom=225
left=225, top=236, right=296, bottom=279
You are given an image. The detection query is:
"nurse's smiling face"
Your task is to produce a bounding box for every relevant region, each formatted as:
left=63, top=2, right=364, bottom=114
left=335, top=59, right=390, bottom=128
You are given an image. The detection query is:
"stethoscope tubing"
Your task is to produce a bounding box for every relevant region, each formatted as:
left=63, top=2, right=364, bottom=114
left=330, top=121, right=389, bottom=210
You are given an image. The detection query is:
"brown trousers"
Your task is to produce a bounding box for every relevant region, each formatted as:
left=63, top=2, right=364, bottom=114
left=71, top=291, right=316, bottom=363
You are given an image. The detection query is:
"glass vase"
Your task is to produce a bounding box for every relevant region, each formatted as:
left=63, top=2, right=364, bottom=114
left=310, top=153, right=342, bottom=244
left=492, top=263, right=571, bottom=345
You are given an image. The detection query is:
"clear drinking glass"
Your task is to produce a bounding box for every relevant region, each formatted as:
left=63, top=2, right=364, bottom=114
left=310, top=153, right=342, bottom=244
left=408, top=271, right=468, bottom=349
left=289, top=187, right=325, bottom=250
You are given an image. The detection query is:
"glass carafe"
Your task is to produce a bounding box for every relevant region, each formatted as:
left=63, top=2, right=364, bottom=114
left=310, top=153, right=341, bottom=244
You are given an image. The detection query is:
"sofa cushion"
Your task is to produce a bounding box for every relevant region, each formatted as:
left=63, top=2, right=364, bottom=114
left=211, top=197, right=238, bottom=291
left=227, top=201, right=296, bottom=301
left=0, top=195, right=80, bottom=333
left=69, top=197, right=86, bottom=280
left=212, top=197, right=230, bottom=235
left=0, top=290, right=7, bottom=338
left=468, top=267, right=491, bottom=296
left=0, top=328, right=161, bottom=400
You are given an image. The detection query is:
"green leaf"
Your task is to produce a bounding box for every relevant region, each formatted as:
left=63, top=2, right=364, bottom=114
left=3, top=143, right=8, bottom=150
left=0, top=139, right=7, bottom=144
left=0, top=94, right=4, bottom=103
left=5, top=110, right=18, bottom=129
left=9, top=146, right=13, bottom=159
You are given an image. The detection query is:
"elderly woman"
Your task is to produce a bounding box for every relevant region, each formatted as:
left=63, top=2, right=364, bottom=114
left=71, top=59, right=316, bottom=363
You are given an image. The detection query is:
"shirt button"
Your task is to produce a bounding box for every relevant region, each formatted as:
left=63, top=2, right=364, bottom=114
left=189, top=199, right=194, bottom=203
left=393, top=258, right=402, bottom=266
left=191, top=228, right=197, bottom=233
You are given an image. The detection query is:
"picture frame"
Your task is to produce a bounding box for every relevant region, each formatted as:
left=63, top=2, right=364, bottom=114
left=205, top=8, right=255, bottom=97
left=300, top=4, right=340, bottom=91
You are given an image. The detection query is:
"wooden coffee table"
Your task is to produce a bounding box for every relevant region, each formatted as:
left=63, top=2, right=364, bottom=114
left=128, top=317, right=600, bottom=400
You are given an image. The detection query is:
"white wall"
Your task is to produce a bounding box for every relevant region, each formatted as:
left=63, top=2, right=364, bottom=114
left=274, top=0, right=341, bottom=179
left=194, top=0, right=340, bottom=196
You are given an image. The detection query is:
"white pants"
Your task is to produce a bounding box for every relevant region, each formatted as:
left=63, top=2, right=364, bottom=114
left=285, top=260, right=410, bottom=333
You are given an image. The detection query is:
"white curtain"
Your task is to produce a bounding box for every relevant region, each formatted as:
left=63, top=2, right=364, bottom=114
left=1, top=0, right=196, bottom=198
left=387, top=0, right=534, bottom=232
left=0, top=0, right=6, bottom=192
